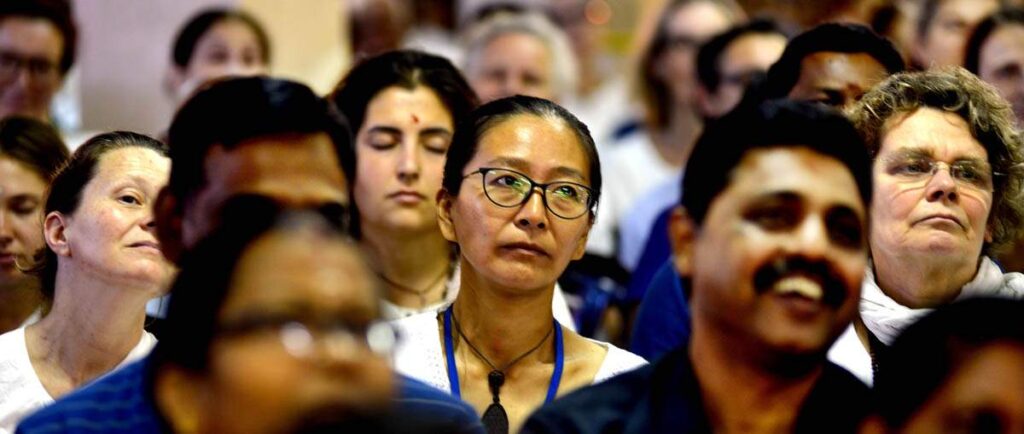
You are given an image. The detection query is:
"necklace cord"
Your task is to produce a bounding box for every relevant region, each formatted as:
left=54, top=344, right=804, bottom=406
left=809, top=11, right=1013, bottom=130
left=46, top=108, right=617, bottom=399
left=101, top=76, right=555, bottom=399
left=450, top=309, right=554, bottom=373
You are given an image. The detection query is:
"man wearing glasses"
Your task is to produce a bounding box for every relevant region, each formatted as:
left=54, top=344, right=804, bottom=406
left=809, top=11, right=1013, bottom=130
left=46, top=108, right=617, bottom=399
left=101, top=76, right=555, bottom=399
left=0, top=0, right=75, bottom=123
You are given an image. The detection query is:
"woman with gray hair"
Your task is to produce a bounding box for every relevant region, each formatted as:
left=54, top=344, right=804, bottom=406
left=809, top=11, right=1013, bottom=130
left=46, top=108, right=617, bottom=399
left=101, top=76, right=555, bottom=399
left=831, top=67, right=1024, bottom=384
left=461, top=9, right=577, bottom=104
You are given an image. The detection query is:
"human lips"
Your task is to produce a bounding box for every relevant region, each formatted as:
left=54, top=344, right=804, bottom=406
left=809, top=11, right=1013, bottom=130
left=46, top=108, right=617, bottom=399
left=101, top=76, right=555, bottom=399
left=0, top=251, right=16, bottom=267
left=387, top=190, right=426, bottom=204
left=127, top=241, right=162, bottom=253
left=500, top=241, right=549, bottom=257
left=914, top=213, right=964, bottom=230
left=753, top=257, right=849, bottom=310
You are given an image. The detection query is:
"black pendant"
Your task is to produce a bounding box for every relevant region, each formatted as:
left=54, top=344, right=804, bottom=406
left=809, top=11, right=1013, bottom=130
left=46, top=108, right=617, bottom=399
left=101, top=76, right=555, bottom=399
left=488, top=370, right=505, bottom=396
left=481, top=402, right=509, bottom=434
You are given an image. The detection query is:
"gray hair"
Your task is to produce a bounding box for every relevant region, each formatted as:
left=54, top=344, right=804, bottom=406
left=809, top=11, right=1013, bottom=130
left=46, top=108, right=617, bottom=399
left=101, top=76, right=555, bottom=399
left=462, top=10, right=578, bottom=103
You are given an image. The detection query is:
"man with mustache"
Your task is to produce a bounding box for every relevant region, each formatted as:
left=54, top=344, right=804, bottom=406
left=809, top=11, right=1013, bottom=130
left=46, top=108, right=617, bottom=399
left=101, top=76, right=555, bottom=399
left=523, top=100, right=874, bottom=433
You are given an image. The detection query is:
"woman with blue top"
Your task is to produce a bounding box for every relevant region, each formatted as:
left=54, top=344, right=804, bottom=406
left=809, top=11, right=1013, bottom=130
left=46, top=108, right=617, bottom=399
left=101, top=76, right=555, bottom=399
left=391, top=95, right=645, bottom=434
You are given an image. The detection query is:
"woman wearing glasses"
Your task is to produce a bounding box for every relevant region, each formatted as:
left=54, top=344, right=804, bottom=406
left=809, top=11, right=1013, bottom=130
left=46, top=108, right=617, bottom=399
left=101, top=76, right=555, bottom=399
left=829, top=67, right=1024, bottom=384
left=392, top=96, right=645, bottom=434
left=331, top=50, right=576, bottom=326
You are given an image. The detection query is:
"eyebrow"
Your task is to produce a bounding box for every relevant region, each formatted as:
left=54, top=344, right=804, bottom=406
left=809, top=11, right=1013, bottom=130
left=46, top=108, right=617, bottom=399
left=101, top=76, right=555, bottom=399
left=365, top=126, right=453, bottom=138
left=484, top=156, right=587, bottom=182
left=888, top=147, right=990, bottom=165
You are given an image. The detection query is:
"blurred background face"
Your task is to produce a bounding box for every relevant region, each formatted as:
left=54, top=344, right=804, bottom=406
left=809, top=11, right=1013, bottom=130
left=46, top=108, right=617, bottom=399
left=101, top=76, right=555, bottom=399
left=898, top=342, right=1024, bottom=434
left=181, top=134, right=349, bottom=249
left=194, top=232, right=395, bottom=434
left=701, top=32, right=787, bottom=118
left=978, top=23, right=1024, bottom=125
left=916, top=0, right=999, bottom=68
left=469, top=32, right=555, bottom=103
left=60, top=147, right=174, bottom=292
left=0, top=155, right=46, bottom=285
left=787, top=52, right=889, bottom=109
left=171, top=18, right=269, bottom=103
left=354, top=85, right=453, bottom=234
left=656, top=1, right=735, bottom=108
left=0, top=17, right=63, bottom=122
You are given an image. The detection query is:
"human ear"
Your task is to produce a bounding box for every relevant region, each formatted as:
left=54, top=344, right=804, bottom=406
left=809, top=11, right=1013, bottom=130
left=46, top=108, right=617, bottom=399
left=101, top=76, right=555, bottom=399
left=668, top=206, right=696, bottom=278
left=43, top=212, right=70, bottom=257
left=437, top=189, right=458, bottom=243
left=155, top=187, right=184, bottom=264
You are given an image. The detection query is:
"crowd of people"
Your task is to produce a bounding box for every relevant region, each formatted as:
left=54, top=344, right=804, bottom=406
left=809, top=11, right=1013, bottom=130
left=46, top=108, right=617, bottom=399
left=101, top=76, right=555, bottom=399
left=1, top=0, right=1024, bottom=433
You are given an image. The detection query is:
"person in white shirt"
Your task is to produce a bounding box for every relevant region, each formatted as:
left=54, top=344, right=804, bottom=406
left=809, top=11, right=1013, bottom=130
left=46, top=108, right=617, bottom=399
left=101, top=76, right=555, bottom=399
left=831, top=67, right=1024, bottom=384
left=0, top=132, right=174, bottom=432
left=392, top=96, right=645, bottom=434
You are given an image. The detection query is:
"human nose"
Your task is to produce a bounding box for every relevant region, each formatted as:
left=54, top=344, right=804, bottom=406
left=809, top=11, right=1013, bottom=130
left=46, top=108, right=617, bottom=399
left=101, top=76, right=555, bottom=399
left=0, top=209, right=12, bottom=245
left=924, top=162, right=959, bottom=202
left=396, top=142, right=420, bottom=183
left=514, top=186, right=548, bottom=230
left=788, top=216, right=829, bottom=258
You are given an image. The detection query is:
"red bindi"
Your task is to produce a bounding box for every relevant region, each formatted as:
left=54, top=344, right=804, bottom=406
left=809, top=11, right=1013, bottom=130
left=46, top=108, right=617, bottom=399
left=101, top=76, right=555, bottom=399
left=411, top=114, right=420, bottom=124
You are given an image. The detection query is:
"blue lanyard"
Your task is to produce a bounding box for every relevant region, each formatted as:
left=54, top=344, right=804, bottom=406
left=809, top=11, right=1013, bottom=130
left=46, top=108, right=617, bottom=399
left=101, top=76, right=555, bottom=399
left=443, top=306, right=564, bottom=403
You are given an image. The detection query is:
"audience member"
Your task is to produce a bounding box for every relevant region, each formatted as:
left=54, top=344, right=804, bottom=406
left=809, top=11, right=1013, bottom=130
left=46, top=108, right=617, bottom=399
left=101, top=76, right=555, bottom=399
left=524, top=99, right=874, bottom=433
left=586, top=0, right=744, bottom=259
left=912, top=0, right=1002, bottom=69
left=0, top=117, right=67, bottom=333
left=966, top=8, right=1024, bottom=272
left=763, top=22, right=905, bottom=109
left=966, top=8, right=1024, bottom=126
left=164, top=8, right=271, bottom=107
left=834, top=67, right=1024, bottom=384
left=695, top=19, right=788, bottom=119
left=0, top=132, right=174, bottom=431
left=462, top=10, right=577, bottom=104
left=626, top=23, right=903, bottom=348
left=332, top=50, right=476, bottom=318
left=617, top=18, right=787, bottom=278
left=392, top=96, right=645, bottom=434
left=17, top=207, right=484, bottom=434
left=0, top=0, right=76, bottom=123
left=866, top=298, right=1024, bottom=434
left=154, top=76, right=351, bottom=263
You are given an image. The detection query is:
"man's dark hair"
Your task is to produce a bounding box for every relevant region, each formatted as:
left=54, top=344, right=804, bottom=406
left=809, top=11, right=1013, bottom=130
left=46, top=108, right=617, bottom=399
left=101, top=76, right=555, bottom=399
left=171, top=8, right=271, bottom=69
left=0, top=0, right=77, bottom=74
left=762, top=23, right=905, bottom=98
left=441, top=95, right=602, bottom=216
left=874, top=298, right=1024, bottom=429
left=681, top=99, right=872, bottom=227
left=965, top=8, right=1024, bottom=75
left=696, top=19, right=787, bottom=93
left=166, top=76, right=354, bottom=201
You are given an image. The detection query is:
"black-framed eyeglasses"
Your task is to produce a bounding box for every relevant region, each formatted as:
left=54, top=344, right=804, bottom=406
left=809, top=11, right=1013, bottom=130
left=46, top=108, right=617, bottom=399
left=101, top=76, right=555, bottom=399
left=463, top=167, right=595, bottom=220
left=216, top=313, right=399, bottom=359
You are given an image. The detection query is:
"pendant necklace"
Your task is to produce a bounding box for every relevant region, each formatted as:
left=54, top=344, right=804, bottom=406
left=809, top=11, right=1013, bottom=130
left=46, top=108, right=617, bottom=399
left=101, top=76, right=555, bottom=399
left=443, top=306, right=564, bottom=434
left=378, top=265, right=450, bottom=308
